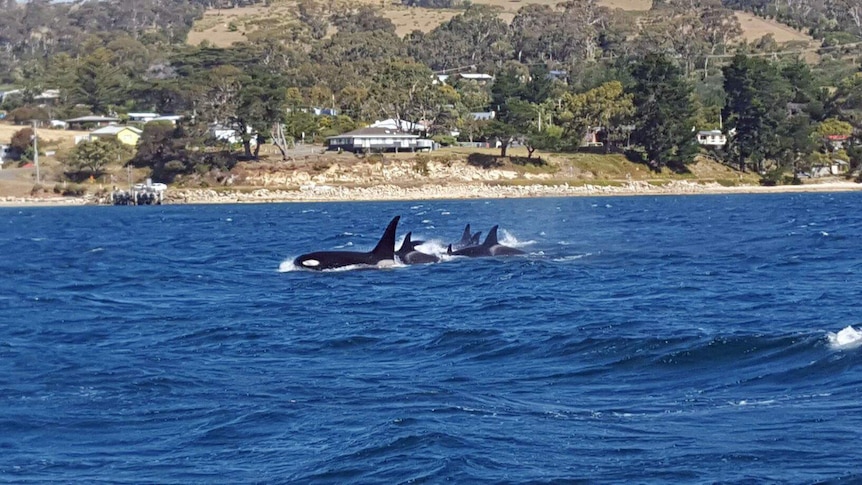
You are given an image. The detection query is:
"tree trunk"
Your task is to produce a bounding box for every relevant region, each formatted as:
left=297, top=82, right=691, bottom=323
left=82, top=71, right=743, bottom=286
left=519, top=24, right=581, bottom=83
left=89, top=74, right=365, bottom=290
left=271, top=123, right=289, bottom=160
left=500, top=142, right=508, bottom=158
left=526, top=145, right=535, bottom=158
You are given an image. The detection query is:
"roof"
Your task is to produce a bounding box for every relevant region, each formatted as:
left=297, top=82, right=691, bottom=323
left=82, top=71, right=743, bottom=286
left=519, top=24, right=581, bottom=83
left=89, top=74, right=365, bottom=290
left=149, top=115, right=182, bottom=122
left=66, top=115, right=120, bottom=123
left=128, top=112, right=160, bottom=118
left=327, top=127, right=419, bottom=139
left=371, top=118, right=428, bottom=132
left=697, top=130, right=724, bottom=136
left=471, top=111, right=496, bottom=121
left=90, top=125, right=142, bottom=136
left=460, top=73, right=494, bottom=80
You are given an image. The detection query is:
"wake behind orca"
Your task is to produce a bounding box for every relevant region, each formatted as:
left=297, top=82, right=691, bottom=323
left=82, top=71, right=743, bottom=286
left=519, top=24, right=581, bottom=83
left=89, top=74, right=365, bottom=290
left=396, top=232, right=440, bottom=265
left=294, top=216, right=401, bottom=270
left=447, top=225, right=525, bottom=257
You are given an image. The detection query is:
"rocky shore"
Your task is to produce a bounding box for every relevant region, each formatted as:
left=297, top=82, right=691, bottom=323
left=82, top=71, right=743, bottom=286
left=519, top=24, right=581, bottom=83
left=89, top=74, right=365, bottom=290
left=164, top=179, right=862, bottom=204
left=1, top=156, right=860, bottom=207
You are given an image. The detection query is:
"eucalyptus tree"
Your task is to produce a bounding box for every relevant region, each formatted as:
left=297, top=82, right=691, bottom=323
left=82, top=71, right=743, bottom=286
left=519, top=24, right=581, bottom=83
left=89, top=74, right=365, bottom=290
left=368, top=61, right=437, bottom=130
left=407, top=5, right=510, bottom=71
left=559, top=81, right=633, bottom=152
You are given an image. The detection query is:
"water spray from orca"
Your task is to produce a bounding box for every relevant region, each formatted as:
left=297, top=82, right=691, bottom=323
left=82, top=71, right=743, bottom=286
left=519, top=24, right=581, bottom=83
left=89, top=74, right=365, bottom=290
left=291, top=216, right=525, bottom=271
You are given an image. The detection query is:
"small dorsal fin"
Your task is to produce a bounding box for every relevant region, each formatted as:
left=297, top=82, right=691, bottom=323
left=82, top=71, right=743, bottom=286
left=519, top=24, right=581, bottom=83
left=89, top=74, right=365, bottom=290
left=470, top=231, right=481, bottom=246
left=447, top=244, right=453, bottom=255
left=482, top=225, right=499, bottom=247
left=397, top=231, right=412, bottom=253
left=371, top=216, right=400, bottom=259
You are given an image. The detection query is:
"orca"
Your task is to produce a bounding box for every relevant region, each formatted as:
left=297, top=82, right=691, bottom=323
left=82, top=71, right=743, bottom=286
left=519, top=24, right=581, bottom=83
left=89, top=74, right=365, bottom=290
left=395, top=232, right=440, bottom=265
left=447, top=225, right=525, bottom=257
left=294, top=216, right=401, bottom=270
left=452, top=224, right=482, bottom=250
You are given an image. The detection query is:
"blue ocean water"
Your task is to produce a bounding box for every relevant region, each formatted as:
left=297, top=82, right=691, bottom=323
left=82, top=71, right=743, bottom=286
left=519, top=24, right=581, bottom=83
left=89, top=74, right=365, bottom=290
left=1, top=193, right=862, bottom=483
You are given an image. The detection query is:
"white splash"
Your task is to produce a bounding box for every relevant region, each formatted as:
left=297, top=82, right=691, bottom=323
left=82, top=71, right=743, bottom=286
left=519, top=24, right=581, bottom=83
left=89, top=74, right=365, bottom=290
left=499, top=229, right=535, bottom=248
left=278, top=259, right=299, bottom=272
left=827, top=326, right=862, bottom=350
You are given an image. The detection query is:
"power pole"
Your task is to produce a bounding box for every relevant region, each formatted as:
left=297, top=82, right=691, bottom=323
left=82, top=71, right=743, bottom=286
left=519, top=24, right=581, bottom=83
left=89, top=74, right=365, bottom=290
left=32, top=121, right=40, bottom=184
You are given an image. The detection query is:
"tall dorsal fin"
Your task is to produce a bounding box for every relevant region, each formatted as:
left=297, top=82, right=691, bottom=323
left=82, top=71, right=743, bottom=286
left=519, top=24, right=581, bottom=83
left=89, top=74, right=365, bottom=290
left=470, top=231, right=481, bottom=246
left=482, top=225, right=499, bottom=247
left=458, top=224, right=472, bottom=245
left=371, top=216, right=400, bottom=259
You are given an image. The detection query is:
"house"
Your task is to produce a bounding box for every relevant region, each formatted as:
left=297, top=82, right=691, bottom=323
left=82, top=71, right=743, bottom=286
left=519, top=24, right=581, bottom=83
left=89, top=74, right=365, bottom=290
left=0, top=89, right=21, bottom=103
left=34, top=89, right=61, bottom=105
left=697, top=130, right=727, bottom=147
left=312, top=107, right=338, bottom=116
left=127, top=112, right=161, bottom=123
left=209, top=124, right=257, bottom=145
left=547, top=70, right=568, bottom=83
left=65, top=115, right=120, bottom=129
left=148, top=115, right=183, bottom=125
left=459, top=73, right=494, bottom=84
left=371, top=118, right=428, bottom=133
left=471, top=111, right=496, bottom=121
left=0, top=144, right=11, bottom=168
left=811, top=159, right=850, bottom=177
left=88, top=125, right=143, bottom=146
left=326, top=127, right=434, bottom=153
left=825, top=134, right=850, bottom=150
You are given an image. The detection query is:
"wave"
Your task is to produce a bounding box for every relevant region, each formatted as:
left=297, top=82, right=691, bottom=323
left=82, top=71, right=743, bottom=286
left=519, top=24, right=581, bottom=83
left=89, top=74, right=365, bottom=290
left=827, top=326, right=862, bottom=350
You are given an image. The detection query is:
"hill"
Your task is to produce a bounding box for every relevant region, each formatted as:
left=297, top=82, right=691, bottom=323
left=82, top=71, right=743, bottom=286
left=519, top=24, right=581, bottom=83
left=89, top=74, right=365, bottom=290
left=186, top=0, right=816, bottom=49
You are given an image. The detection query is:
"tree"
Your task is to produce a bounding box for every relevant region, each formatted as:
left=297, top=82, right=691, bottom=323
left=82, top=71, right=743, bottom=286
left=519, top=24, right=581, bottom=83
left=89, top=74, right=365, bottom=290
left=559, top=81, right=633, bottom=152
left=74, top=48, right=129, bottom=114
left=368, top=61, right=436, bottom=131
left=65, top=138, right=128, bottom=180
left=630, top=54, right=699, bottom=171
left=10, top=127, right=33, bottom=156
left=722, top=54, right=793, bottom=172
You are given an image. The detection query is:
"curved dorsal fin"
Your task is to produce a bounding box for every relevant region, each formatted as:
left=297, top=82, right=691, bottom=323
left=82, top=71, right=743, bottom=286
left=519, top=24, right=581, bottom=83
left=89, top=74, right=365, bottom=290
left=470, top=231, right=481, bottom=246
left=371, top=216, right=400, bottom=259
left=397, top=231, right=412, bottom=253
left=482, top=225, right=499, bottom=247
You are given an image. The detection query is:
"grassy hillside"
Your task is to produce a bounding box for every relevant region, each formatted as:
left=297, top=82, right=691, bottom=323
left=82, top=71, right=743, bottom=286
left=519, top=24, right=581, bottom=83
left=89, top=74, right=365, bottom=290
left=186, top=0, right=815, bottom=49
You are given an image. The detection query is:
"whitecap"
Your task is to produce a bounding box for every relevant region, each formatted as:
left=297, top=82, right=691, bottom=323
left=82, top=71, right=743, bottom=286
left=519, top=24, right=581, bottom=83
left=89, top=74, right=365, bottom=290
left=827, top=326, right=862, bottom=350
left=553, top=254, right=591, bottom=262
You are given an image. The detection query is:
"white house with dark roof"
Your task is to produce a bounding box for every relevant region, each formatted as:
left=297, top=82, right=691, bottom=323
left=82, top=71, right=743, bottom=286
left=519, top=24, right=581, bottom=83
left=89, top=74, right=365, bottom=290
left=696, top=130, right=727, bottom=147
left=327, top=127, right=433, bottom=153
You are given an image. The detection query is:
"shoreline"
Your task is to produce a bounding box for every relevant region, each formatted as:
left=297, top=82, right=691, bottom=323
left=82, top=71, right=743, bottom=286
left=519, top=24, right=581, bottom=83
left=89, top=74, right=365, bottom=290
left=1, top=180, right=861, bottom=207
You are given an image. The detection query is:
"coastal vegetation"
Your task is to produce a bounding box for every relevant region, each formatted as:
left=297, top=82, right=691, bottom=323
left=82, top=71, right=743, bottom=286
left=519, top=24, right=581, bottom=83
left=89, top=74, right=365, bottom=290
left=2, top=0, right=862, bottom=199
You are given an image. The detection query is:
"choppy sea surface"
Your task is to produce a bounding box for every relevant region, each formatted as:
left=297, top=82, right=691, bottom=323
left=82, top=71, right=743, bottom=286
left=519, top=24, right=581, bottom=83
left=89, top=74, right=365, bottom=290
left=2, top=193, right=862, bottom=483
